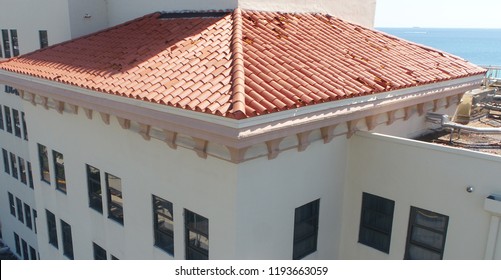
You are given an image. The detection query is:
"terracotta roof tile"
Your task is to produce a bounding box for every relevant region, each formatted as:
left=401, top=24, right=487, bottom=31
left=0, top=9, right=486, bottom=119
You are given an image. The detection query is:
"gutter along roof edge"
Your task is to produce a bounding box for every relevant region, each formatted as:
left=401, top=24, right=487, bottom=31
left=0, top=69, right=483, bottom=148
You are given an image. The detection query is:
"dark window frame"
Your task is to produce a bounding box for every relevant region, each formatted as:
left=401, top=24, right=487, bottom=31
left=4, top=106, right=12, bottom=133
left=404, top=206, right=449, bottom=260
left=10, top=152, right=18, bottom=179
left=39, top=30, right=48, bottom=49
left=1, top=29, right=11, bottom=58
left=93, top=242, right=107, bottom=260
left=46, top=209, right=58, bottom=248
left=14, top=232, right=21, bottom=255
left=8, top=192, right=16, bottom=216
left=24, top=203, right=32, bottom=230
left=0, top=105, right=4, bottom=130
left=29, top=246, right=37, bottom=260
left=15, top=197, right=24, bottom=223
left=12, top=109, right=21, bottom=137
left=21, top=239, right=28, bottom=260
left=27, top=161, right=34, bottom=189
left=86, top=164, right=103, bottom=213
left=2, top=148, right=9, bottom=174
left=10, top=29, right=19, bottom=57
left=53, top=150, right=66, bottom=193
left=185, top=209, right=209, bottom=260
left=293, top=199, right=320, bottom=260
left=18, top=156, right=27, bottom=185
left=38, top=144, right=50, bottom=184
left=61, top=219, right=74, bottom=259
left=106, top=173, right=123, bottom=224
left=358, top=192, right=395, bottom=253
left=21, top=111, right=28, bottom=140
left=153, top=195, right=174, bottom=255
left=33, top=209, right=38, bottom=234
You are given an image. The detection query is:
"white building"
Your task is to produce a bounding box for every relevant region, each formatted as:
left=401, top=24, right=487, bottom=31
left=1, top=0, right=500, bottom=260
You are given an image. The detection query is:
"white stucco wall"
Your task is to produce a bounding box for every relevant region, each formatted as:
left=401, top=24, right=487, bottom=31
left=105, top=0, right=238, bottom=26
left=0, top=0, right=72, bottom=54
left=239, top=0, right=377, bottom=27
left=67, top=0, right=109, bottom=39
left=342, top=132, right=501, bottom=259
left=24, top=102, right=239, bottom=260
left=235, top=137, right=348, bottom=259
left=104, top=0, right=375, bottom=27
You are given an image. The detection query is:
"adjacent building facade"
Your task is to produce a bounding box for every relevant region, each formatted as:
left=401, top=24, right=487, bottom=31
left=1, top=0, right=500, bottom=260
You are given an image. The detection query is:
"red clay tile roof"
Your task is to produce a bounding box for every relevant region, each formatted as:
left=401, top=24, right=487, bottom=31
left=0, top=9, right=486, bottom=119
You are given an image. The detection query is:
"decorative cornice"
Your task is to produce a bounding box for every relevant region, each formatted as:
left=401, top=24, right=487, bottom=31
left=0, top=70, right=483, bottom=162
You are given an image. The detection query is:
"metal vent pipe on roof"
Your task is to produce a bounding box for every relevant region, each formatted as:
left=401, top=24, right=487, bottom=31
left=427, top=113, right=501, bottom=134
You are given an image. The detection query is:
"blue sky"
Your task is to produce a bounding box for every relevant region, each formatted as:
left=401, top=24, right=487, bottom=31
left=375, top=0, right=501, bottom=28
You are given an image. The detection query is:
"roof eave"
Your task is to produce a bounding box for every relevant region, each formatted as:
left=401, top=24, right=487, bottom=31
left=0, top=69, right=484, bottom=149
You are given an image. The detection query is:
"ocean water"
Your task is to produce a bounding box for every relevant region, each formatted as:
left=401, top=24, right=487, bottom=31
left=377, top=28, right=501, bottom=67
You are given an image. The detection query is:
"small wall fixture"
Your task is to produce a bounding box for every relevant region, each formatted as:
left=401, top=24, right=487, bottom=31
left=84, top=14, right=92, bottom=19
left=466, top=186, right=475, bottom=193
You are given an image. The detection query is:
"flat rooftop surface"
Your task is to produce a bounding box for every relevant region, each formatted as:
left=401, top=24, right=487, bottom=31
left=417, top=111, right=501, bottom=156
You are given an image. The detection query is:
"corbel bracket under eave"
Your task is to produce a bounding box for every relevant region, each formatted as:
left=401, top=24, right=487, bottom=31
left=28, top=92, right=36, bottom=106
left=41, top=96, right=49, bottom=110
left=193, top=137, right=208, bottom=159
left=266, top=138, right=284, bottom=160
left=297, top=131, right=312, bottom=152
left=404, top=106, right=413, bottom=121
left=83, top=108, right=93, bottom=120
left=417, top=103, right=425, bottom=116
left=386, top=110, right=397, bottom=125
left=320, top=124, right=338, bottom=144
left=56, top=100, right=65, bottom=114
left=139, top=123, right=151, bottom=140
left=365, top=115, right=377, bottom=131
left=117, top=117, right=131, bottom=130
left=433, top=99, right=440, bottom=112
left=99, top=112, right=110, bottom=125
left=163, top=130, right=177, bottom=149
left=346, top=119, right=359, bottom=139
left=227, top=146, right=249, bottom=163
left=446, top=96, right=454, bottom=108
left=67, top=104, right=78, bottom=115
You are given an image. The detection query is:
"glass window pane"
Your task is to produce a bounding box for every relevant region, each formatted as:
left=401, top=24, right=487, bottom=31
left=2, top=149, right=10, bottom=174
left=39, top=30, right=48, bottom=49
left=24, top=203, right=32, bottom=230
left=53, top=151, right=66, bottom=193
left=293, top=199, right=320, bottom=259
left=13, top=109, right=21, bottom=137
left=21, top=112, right=28, bottom=140
left=10, top=152, right=18, bottom=179
left=9, top=192, right=16, bottom=216
left=106, top=173, right=123, bottom=224
left=18, top=157, right=27, bottom=184
left=0, top=106, right=4, bottom=130
left=10, top=29, right=19, bottom=56
left=16, top=197, right=23, bottom=223
left=4, top=106, right=12, bottom=133
left=407, top=244, right=442, bottom=260
left=411, top=226, right=444, bottom=250
left=87, top=165, right=102, bottom=213
left=415, top=210, right=448, bottom=231
left=2, top=29, right=11, bottom=58
left=38, top=144, right=50, bottom=183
